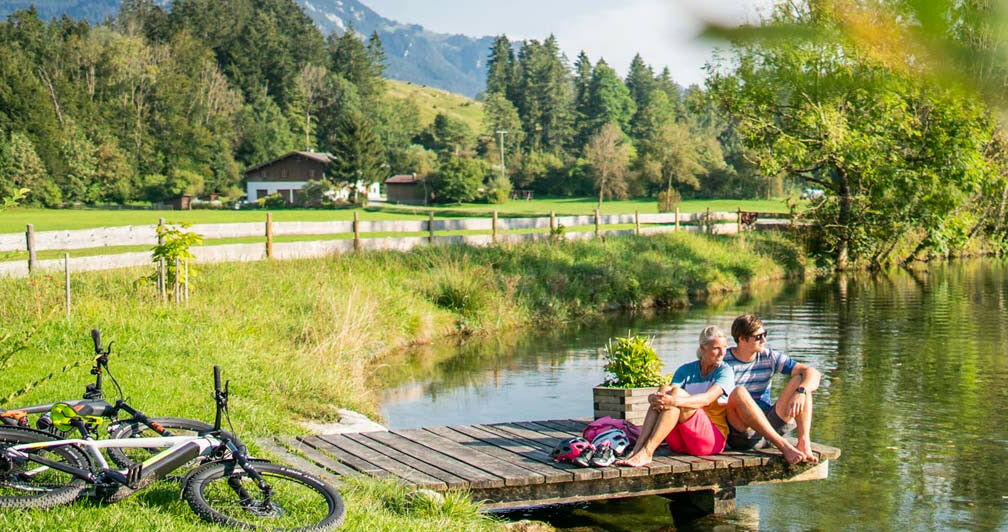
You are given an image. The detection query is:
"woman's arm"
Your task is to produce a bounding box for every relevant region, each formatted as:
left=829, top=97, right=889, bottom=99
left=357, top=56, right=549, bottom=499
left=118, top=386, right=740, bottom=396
left=667, top=385, right=724, bottom=410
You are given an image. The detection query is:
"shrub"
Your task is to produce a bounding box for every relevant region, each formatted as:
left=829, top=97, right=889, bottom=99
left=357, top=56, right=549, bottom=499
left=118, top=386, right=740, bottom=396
left=657, top=188, right=681, bottom=213
left=602, top=334, right=667, bottom=388
left=485, top=173, right=511, bottom=204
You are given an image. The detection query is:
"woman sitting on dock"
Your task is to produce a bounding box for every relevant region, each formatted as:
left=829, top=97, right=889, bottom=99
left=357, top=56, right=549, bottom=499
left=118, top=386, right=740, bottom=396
left=617, top=326, right=735, bottom=467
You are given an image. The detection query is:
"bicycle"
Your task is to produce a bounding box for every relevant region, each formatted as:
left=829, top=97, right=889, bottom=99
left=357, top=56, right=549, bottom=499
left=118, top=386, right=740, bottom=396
left=0, top=329, right=212, bottom=467
left=0, top=365, right=345, bottom=530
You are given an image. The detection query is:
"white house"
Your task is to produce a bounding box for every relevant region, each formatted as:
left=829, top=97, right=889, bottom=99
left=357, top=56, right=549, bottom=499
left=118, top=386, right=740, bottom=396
left=243, top=151, right=383, bottom=204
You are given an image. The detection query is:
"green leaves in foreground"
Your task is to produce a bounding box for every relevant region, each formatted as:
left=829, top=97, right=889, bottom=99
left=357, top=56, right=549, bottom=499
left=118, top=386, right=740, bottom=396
left=602, top=334, right=667, bottom=388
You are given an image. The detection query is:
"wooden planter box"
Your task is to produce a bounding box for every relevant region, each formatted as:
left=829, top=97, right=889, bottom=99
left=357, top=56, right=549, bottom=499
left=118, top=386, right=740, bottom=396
left=593, top=385, right=658, bottom=426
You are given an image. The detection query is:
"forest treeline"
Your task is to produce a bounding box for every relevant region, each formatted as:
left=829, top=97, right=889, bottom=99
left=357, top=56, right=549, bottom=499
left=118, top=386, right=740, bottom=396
left=0, top=0, right=770, bottom=210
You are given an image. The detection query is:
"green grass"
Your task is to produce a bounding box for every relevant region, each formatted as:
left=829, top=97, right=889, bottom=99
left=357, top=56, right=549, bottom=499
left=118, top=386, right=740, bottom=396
left=385, top=79, right=484, bottom=133
left=0, top=198, right=790, bottom=234
left=0, top=231, right=805, bottom=531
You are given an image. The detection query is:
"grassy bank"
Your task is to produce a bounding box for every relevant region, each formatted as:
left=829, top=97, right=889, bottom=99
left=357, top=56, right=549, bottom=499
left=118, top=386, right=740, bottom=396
left=0, top=231, right=803, bottom=531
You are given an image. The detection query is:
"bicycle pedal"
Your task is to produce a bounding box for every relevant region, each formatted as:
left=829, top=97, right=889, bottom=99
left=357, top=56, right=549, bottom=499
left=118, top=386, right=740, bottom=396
left=126, top=463, right=143, bottom=487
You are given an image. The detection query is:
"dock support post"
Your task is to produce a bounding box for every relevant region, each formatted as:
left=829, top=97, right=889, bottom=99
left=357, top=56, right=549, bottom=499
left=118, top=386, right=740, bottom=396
left=665, top=487, right=736, bottom=521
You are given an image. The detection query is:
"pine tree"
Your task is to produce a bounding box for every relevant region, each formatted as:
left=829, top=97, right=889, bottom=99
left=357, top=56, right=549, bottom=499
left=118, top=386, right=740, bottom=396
left=584, top=59, right=636, bottom=139
left=328, top=110, right=385, bottom=203
left=486, top=35, right=516, bottom=97
left=625, top=53, right=656, bottom=137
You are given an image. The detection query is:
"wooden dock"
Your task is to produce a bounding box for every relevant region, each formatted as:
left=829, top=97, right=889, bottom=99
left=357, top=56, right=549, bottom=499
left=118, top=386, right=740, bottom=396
left=260, top=418, right=840, bottom=513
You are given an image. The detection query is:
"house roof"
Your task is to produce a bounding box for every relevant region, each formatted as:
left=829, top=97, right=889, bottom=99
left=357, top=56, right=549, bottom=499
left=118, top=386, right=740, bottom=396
left=243, top=151, right=334, bottom=175
left=385, top=174, right=422, bottom=184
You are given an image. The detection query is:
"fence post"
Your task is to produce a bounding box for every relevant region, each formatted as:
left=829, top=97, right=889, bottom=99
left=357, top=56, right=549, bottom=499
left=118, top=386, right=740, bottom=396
left=157, top=218, right=165, bottom=246
left=550, top=211, right=557, bottom=233
left=158, top=258, right=166, bottom=303
left=184, top=260, right=189, bottom=304
left=706, top=207, right=712, bottom=234
left=492, top=210, right=498, bottom=244
left=265, top=212, right=274, bottom=259
left=737, top=208, right=742, bottom=236
left=675, top=207, right=680, bottom=231
left=174, top=258, right=180, bottom=304
left=26, top=224, right=36, bottom=274
left=353, top=211, right=361, bottom=251
left=635, top=210, right=641, bottom=236
left=594, top=209, right=601, bottom=238
left=64, top=252, right=71, bottom=320
left=428, top=212, right=435, bottom=244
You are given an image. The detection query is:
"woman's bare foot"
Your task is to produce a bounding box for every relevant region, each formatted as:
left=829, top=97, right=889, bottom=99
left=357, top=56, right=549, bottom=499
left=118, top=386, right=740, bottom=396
left=795, top=438, right=819, bottom=463
left=780, top=443, right=805, bottom=465
left=616, top=452, right=653, bottom=468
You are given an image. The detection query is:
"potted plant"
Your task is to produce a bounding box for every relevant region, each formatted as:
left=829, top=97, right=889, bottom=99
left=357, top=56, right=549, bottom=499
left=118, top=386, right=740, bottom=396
left=593, top=334, right=668, bottom=425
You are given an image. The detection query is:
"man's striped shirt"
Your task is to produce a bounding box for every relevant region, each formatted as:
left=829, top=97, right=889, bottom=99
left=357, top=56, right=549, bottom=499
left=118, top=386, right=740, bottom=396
left=724, top=346, right=796, bottom=405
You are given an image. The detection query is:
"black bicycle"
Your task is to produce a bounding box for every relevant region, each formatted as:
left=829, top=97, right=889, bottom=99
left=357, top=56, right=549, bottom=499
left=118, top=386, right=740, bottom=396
left=0, top=365, right=345, bottom=530
left=0, top=329, right=211, bottom=468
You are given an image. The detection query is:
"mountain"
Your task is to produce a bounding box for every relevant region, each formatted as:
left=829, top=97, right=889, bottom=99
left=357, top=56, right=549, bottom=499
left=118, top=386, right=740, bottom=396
left=0, top=0, right=493, bottom=97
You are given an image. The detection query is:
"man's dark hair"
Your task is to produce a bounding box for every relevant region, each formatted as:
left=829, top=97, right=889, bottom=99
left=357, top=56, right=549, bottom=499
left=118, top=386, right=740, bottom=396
left=731, top=314, right=764, bottom=343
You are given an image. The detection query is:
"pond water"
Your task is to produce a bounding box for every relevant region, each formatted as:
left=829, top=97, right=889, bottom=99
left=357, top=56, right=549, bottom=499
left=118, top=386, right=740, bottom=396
left=377, top=259, right=1008, bottom=531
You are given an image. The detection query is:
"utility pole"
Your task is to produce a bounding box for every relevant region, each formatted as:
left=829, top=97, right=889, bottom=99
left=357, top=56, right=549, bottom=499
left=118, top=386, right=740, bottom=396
left=495, top=130, right=508, bottom=180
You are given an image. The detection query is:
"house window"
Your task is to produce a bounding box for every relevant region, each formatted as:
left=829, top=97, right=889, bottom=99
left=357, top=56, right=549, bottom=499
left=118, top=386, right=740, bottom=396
left=256, top=189, right=268, bottom=200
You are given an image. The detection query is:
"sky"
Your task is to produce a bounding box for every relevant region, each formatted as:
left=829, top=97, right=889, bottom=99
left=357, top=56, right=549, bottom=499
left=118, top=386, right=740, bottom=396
left=362, top=0, right=773, bottom=87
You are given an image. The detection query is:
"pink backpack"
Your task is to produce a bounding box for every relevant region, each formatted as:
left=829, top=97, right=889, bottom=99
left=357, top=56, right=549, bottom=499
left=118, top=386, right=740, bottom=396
left=582, top=416, right=640, bottom=445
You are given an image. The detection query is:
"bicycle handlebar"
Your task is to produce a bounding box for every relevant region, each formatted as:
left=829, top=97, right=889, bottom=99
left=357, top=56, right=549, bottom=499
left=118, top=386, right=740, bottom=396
left=213, top=366, right=221, bottom=394
left=91, top=329, right=102, bottom=354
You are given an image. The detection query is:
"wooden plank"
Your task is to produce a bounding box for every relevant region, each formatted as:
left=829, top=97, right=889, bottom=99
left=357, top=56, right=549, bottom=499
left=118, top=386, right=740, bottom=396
left=463, top=424, right=604, bottom=481
left=272, top=221, right=354, bottom=236
left=341, top=432, right=462, bottom=490
left=191, top=222, right=263, bottom=240
left=720, top=449, right=767, bottom=467
left=532, top=420, right=692, bottom=475
left=353, top=430, right=501, bottom=489
left=434, top=425, right=573, bottom=484
left=280, top=437, right=358, bottom=477
left=256, top=438, right=343, bottom=484
left=318, top=434, right=444, bottom=488
left=390, top=428, right=541, bottom=486
left=479, top=423, right=614, bottom=481
left=298, top=435, right=391, bottom=478
left=517, top=422, right=621, bottom=480
left=417, top=427, right=547, bottom=486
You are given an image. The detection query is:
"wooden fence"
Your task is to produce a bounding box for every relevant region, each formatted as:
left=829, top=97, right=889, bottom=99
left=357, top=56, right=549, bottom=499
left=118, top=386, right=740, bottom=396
left=0, top=209, right=793, bottom=279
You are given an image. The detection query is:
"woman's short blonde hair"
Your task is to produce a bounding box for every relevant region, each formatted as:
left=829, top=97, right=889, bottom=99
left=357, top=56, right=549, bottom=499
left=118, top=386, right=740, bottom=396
left=696, top=325, right=727, bottom=359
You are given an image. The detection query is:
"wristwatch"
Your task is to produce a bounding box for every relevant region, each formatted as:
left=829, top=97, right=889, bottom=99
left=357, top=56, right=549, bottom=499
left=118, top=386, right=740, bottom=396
left=796, top=386, right=806, bottom=394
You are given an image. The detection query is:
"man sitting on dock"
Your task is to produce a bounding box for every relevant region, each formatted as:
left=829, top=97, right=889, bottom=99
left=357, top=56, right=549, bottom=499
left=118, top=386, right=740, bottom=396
left=724, top=314, right=821, bottom=463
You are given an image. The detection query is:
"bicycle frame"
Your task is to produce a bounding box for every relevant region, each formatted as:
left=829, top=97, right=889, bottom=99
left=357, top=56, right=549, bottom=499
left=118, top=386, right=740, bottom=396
left=7, top=433, right=221, bottom=486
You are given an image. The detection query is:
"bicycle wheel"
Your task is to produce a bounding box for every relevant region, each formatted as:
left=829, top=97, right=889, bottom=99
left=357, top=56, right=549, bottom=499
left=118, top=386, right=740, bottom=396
left=107, top=417, right=214, bottom=468
left=0, top=426, right=90, bottom=509
left=182, top=461, right=345, bottom=531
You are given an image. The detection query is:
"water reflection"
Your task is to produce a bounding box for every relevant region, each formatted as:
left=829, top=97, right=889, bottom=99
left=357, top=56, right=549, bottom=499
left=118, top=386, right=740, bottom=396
left=377, top=259, right=1008, bottom=531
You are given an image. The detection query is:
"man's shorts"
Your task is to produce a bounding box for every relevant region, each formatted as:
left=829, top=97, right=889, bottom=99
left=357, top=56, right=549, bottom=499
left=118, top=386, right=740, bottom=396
left=664, top=407, right=726, bottom=456
left=726, top=398, right=797, bottom=451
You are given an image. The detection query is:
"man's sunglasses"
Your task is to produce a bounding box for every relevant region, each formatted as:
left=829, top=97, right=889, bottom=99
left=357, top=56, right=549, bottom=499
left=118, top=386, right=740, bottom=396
left=750, top=331, right=768, bottom=342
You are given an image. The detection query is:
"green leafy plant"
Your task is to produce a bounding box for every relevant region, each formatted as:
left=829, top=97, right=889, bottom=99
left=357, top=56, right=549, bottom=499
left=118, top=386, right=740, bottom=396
left=0, top=188, right=29, bottom=211
left=602, top=334, right=666, bottom=388
left=150, top=222, right=203, bottom=288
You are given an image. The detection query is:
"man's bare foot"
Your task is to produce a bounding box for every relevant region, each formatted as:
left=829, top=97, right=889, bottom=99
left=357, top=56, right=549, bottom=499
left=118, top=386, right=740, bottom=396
left=796, top=439, right=819, bottom=463
left=616, top=452, right=653, bottom=468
